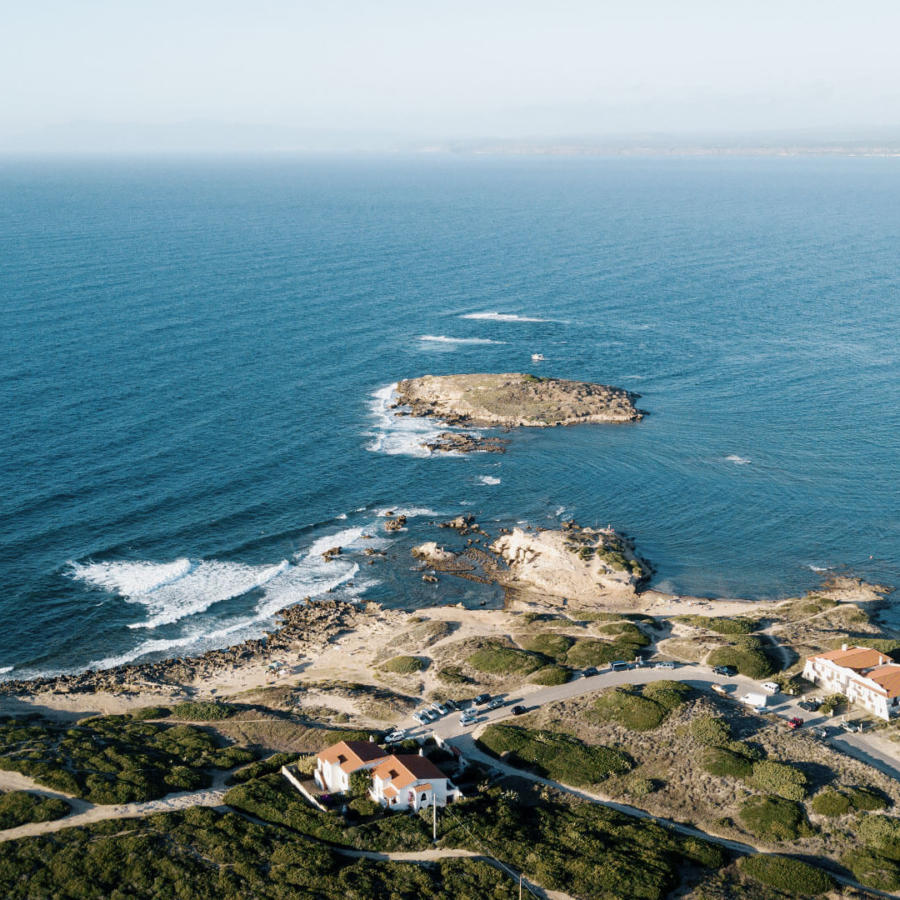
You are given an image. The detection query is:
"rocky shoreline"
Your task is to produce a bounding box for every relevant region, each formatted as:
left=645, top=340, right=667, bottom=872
left=0, top=599, right=364, bottom=698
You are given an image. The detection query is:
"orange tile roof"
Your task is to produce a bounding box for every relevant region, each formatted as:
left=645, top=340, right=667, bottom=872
left=372, top=754, right=446, bottom=790
left=866, top=665, right=900, bottom=698
left=317, top=740, right=387, bottom=773
left=814, top=647, right=890, bottom=671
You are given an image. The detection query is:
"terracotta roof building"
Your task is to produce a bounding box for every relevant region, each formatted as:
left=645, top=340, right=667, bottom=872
left=314, top=740, right=388, bottom=793
left=803, top=645, right=900, bottom=720
left=370, top=753, right=461, bottom=811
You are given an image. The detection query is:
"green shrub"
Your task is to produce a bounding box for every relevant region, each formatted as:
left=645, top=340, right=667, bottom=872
left=477, top=724, right=632, bottom=786
left=810, top=789, right=850, bottom=817
left=381, top=655, right=426, bottom=675
left=129, top=706, right=170, bottom=721
left=0, top=791, right=70, bottom=830
left=436, top=665, right=471, bottom=684
left=702, top=747, right=753, bottom=778
left=565, top=638, right=629, bottom=667
left=739, top=855, right=833, bottom=895
left=842, top=848, right=900, bottom=892
left=707, top=636, right=777, bottom=679
left=593, top=686, right=678, bottom=731
left=747, top=760, right=808, bottom=801
left=846, top=786, right=888, bottom=811
left=817, top=693, right=846, bottom=715
left=739, top=796, right=811, bottom=841
left=858, top=815, right=900, bottom=860
left=678, top=616, right=759, bottom=635
left=170, top=701, right=236, bottom=721
left=529, top=665, right=571, bottom=686
left=467, top=642, right=545, bottom=675
left=689, top=714, right=732, bottom=747
left=642, top=680, right=691, bottom=711
left=522, top=633, right=574, bottom=661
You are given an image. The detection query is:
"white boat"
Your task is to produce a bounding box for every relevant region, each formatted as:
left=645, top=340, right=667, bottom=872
left=531, top=353, right=545, bottom=361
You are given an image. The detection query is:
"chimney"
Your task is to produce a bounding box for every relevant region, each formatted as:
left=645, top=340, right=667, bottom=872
left=841, top=643, right=848, bottom=652
left=369, top=735, right=375, bottom=742
left=419, top=747, right=425, bottom=757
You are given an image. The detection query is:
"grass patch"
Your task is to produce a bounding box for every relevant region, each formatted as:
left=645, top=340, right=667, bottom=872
left=676, top=615, right=759, bottom=635
left=436, top=665, right=472, bottom=684
left=477, top=724, right=631, bottom=786
left=702, top=747, right=753, bottom=778
left=467, top=641, right=545, bottom=675
left=739, top=855, right=833, bottom=895
left=380, top=655, right=426, bottom=675
left=593, top=681, right=690, bottom=731
left=810, top=789, right=850, bottom=817
left=529, top=665, right=572, bottom=686
left=171, top=701, right=236, bottom=721
left=707, top=635, right=777, bottom=679
left=0, top=791, right=70, bottom=830
left=689, top=714, right=731, bottom=747
left=739, top=796, right=812, bottom=841
left=129, top=706, right=171, bottom=721
left=522, top=633, right=574, bottom=661
left=746, top=760, right=808, bottom=801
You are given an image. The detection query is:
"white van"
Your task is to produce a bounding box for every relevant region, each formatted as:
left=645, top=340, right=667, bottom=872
left=761, top=682, right=780, bottom=694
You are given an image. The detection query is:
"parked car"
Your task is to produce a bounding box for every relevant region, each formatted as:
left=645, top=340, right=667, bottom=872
left=710, top=684, right=729, bottom=696
left=655, top=661, right=676, bottom=669
left=459, top=711, right=476, bottom=726
left=488, top=697, right=505, bottom=710
left=421, top=708, right=438, bottom=722
left=841, top=720, right=863, bottom=733
left=582, top=667, right=599, bottom=677
left=786, top=717, right=804, bottom=729
left=811, top=726, right=832, bottom=739
left=761, top=681, right=780, bottom=694
left=611, top=660, right=630, bottom=671
left=444, top=699, right=458, bottom=711
left=473, top=693, right=491, bottom=705
left=412, top=712, right=429, bottom=725
left=384, top=730, right=407, bottom=744
left=511, top=705, right=527, bottom=716
left=713, top=665, right=738, bottom=676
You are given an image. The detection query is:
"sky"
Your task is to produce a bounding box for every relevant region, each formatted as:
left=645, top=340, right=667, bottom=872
left=3, top=0, right=900, bottom=152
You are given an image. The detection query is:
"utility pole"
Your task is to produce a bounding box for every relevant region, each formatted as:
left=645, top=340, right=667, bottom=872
left=432, top=792, right=437, bottom=842
left=518, top=873, right=523, bottom=900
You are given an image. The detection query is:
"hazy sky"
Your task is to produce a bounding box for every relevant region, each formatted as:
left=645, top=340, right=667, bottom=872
left=3, top=0, right=900, bottom=151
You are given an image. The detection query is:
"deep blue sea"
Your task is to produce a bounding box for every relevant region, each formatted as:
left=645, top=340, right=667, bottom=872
left=1, top=156, right=898, bottom=679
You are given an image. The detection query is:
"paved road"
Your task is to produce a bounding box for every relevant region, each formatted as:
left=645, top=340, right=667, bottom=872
left=408, top=663, right=900, bottom=780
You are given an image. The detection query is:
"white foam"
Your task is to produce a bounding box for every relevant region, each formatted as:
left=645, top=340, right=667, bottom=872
left=725, top=455, right=751, bottom=465
left=71, top=558, right=293, bottom=630
left=0, top=666, right=13, bottom=675
left=365, top=383, right=470, bottom=458
left=555, top=506, right=567, bottom=517
left=807, top=564, right=832, bottom=573
left=477, top=475, right=501, bottom=485
left=459, top=311, right=548, bottom=323
left=419, top=334, right=506, bottom=345
left=306, top=526, right=367, bottom=557
left=375, top=506, right=440, bottom=518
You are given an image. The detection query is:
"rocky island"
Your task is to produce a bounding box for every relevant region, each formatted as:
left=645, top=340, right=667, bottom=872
left=394, top=372, right=644, bottom=428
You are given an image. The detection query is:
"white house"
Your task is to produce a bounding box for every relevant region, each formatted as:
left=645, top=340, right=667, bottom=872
left=313, top=740, right=387, bottom=793
left=802, top=645, right=900, bottom=721
left=369, top=753, right=461, bottom=811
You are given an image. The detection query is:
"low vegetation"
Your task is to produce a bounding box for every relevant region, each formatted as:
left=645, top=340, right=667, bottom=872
left=380, top=655, right=426, bottom=675
left=0, top=715, right=253, bottom=804
left=477, top=724, right=631, bottom=786
left=0, top=806, right=515, bottom=899
left=467, top=641, right=545, bottom=675
left=171, top=702, right=236, bottom=721
left=529, top=665, right=571, bottom=685
left=0, top=791, right=70, bottom=830
left=738, top=795, right=812, bottom=841
left=677, top=616, right=759, bottom=635
left=738, top=855, right=833, bottom=895
left=707, top=635, right=778, bottom=679
left=592, top=681, right=691, bottom=731
left=746, top=760, right=808, bottom=801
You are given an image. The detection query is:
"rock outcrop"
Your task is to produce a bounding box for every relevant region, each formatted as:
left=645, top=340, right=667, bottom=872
left=395, top=373, right=644, bottom=428
left=490, top=522, right=651, bottom=605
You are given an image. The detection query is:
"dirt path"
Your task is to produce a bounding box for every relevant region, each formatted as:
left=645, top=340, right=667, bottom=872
left=336, top=846, right=575, bottom=900
left=0, top=770, right=231, bottom=843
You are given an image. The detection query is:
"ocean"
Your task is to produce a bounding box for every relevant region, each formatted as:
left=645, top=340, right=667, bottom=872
left=2, top=155, right=898, bottom=679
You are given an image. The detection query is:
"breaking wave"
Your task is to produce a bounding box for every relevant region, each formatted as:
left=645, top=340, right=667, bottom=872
left=459, top=311, right=548, bottom=323
left=477, top=475, right=501, bottom=485
left=419, top=334, right=506, bottom=345
left=725, top=454, right=752, bottom=465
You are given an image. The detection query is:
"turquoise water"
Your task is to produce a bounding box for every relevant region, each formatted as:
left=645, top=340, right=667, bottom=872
left=1, top=156, right=898, bottom=677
